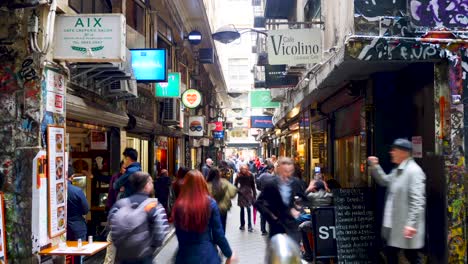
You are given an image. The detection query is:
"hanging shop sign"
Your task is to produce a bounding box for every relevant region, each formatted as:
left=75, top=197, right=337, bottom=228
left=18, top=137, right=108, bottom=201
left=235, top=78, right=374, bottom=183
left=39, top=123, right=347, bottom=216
left=54, top=14, right=126, bottom=62
left=188, top=116, right=205, bottom=137
left=213, top=131, right=224, bottom=139
left=182, top=89, right=202, bottom=108
left=156, top=72, right=181, bottom=98
left=265, top=64, right=298, bottom=88
left=251, top=116, right=274, bottom=128
left=0, top=193, right=7, bottom=263
left=47, top=125, right=67, bottom=238
left=267, top=28, right=321, bottom=65
left=250, top=90, right=280, bottom=108
left=45, top=67, right=66, bottom=115
left=130, top=49, right=167, bottom=82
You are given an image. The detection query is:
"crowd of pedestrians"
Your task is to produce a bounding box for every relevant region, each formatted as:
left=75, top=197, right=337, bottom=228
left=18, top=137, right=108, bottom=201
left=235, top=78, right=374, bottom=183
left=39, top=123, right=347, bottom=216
left=66, top=138, right=426, bottom=264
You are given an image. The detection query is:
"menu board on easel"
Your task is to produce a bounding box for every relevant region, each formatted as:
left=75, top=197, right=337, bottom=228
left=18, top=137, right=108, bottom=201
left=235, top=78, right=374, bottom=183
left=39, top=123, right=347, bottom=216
left=47, top=126, right=67, bottom=238
left=0, top=193, right=8, bottom=263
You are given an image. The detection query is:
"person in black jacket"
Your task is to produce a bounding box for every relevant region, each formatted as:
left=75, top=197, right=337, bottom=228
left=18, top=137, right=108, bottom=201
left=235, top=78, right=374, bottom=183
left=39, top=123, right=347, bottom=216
left=254, top=157, right=306, bottom=243
left=67, top=165, right=90, bottom=264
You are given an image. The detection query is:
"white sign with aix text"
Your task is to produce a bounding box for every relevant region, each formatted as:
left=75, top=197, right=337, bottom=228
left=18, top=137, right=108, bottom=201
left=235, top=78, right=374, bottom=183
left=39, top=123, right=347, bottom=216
left=54, top=14, right=126, bottom=62
left=267, top=28, right=322, bottom=65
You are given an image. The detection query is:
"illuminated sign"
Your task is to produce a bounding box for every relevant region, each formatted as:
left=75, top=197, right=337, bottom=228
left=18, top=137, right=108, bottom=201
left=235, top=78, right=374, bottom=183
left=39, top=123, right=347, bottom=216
left=130, top=49, right=167, bottom=82
left=182, top=89, right=202, bottom=108
left=156, top=72, right=181, bottom=98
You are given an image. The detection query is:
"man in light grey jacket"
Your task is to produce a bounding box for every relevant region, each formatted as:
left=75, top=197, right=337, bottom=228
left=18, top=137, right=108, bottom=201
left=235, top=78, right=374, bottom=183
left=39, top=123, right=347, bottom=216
left=368, top=138, right=425, bottom=264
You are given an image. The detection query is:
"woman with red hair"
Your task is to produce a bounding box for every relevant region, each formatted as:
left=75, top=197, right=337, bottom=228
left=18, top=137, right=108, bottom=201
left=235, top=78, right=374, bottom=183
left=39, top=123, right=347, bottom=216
left=172, top=170, right=235, bottom=264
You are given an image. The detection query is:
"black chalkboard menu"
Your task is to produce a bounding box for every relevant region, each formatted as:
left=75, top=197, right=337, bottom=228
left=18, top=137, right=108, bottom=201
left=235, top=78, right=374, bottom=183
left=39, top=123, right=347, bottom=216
left=333, top=188, right=377, bottom=263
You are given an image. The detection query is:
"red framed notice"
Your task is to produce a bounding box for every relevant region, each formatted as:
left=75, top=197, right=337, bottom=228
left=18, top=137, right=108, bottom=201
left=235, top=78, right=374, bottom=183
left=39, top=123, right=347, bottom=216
left=47, top=125, right=67, bottom=238
left=0, top=192, right=7, bottom=263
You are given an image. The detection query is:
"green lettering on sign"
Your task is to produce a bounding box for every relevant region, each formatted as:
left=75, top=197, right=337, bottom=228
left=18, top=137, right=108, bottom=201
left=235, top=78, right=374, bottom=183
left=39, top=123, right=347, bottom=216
left=74, top=17, right=103, bottom=27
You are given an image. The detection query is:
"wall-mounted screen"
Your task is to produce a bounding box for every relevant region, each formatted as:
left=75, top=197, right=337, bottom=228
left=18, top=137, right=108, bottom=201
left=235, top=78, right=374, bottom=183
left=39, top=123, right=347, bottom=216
left=130, top=49, right=167, bottom=82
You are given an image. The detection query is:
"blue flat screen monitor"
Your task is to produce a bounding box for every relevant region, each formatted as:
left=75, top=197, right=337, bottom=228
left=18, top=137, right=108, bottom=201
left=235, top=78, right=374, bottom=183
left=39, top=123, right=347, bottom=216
left=130, top=49, right=167, bottom=82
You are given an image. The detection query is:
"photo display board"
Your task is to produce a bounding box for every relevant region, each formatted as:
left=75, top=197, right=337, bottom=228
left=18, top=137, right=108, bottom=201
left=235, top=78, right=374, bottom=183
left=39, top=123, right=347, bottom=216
left=47, top=126, right=67, bottom=238
left=0, top=193, right=7, bottom=263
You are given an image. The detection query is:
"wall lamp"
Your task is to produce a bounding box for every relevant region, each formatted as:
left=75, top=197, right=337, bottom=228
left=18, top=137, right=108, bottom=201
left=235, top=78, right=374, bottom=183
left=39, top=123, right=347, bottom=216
left=212, top=25, right=267, bottom=44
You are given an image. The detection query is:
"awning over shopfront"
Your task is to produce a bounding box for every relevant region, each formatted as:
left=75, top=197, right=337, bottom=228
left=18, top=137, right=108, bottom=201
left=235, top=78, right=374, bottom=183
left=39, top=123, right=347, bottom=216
left=273, top=30, right=467, bottom=126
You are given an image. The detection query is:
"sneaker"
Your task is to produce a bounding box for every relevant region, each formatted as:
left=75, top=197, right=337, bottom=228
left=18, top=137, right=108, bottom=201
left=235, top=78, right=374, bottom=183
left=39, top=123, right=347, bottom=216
left=248, top=226, right=254, bottom=232
left=261, top=231, right=268, bottom=236
left=239, top=226, right=245, bottom=231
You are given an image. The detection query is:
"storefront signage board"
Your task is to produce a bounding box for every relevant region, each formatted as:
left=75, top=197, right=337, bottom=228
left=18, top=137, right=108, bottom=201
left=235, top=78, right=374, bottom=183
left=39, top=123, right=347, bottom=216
left=182, top=89, right=202, bottom=108
left=265, top=64, right=298, bottom=88
left=156, top=72, right=181, bottom=98
left=250, top=90, right=280, bottom=108
left=47, top=126, right=67, bottom=238
left=32, top=150, right=50, bottom=251
left=311, top=207, right=337, bottom=259
left=45, top=68, right=66, bottom=115
left=267, top=28, right=321, bottom=65
left=333, top=188, right=377, bottom=263
left=251, top=116, right=274, bottom=128
left=188, top=116, right=205, bottom=137
left=54, top=14, right=126, bottom=62
left=0, top=193, right=7, bottom=263
left=213, top=131, right=224, bottom=139
left=412, top=136, right=423, bottom=158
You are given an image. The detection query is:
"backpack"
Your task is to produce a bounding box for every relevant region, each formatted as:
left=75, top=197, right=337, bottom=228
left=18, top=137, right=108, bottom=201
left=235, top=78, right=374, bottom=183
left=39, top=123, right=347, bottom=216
left=109, top=198, right=158, bottom=260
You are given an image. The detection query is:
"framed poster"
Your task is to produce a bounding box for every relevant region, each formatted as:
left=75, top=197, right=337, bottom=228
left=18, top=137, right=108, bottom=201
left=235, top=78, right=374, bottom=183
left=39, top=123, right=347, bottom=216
left=90, top=131, right=108, bottom=150
left=47, top=125, right=67, bottom=238
left=0, top=193, right=7, bottom=263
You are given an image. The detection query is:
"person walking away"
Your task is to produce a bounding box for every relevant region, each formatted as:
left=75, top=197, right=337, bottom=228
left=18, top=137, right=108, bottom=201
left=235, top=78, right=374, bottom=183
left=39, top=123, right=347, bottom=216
left=368, top=138, right=426, bottom=264
left=202, top=158, right=213, bottom=179
left=67, top=165, right=90, bottom=264
left=254, top=157, right=306, bottom=243
left=219, top=160, right=234, bottom=184
left=108, top=172, right=169, bottom=264
left=113, top=148, right=142, bottom=199
left=154, top=169, right=172, bottom=213
left=235, top=165, right=257, bottom=232
left=105, top=148, right=142, bottom=264
left=298, top=180, right=333, bottom=262
left=172, top=167, right=190, bottom=200
left=106, top=162, right=125, bottom=212
left=172, top=170, right=236, bottom=264
left=256, top=164, right=275, bottom=236
left=207, top=167, right=238, bottom=233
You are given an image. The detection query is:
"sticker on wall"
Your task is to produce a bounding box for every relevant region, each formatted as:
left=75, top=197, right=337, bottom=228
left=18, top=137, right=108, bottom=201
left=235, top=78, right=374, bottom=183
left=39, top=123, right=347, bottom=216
left=188, top=116, right=205, bottom=137
left=182, top=89, right=202, bottom=108
left=45, top=68, right=66, bottom=115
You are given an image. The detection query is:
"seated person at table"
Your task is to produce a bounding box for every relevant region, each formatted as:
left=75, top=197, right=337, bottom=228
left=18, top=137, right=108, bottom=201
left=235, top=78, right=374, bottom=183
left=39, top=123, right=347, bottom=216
left=67, top=165, right=90, bottom=264
left=299, top=180, right=333, bottom=262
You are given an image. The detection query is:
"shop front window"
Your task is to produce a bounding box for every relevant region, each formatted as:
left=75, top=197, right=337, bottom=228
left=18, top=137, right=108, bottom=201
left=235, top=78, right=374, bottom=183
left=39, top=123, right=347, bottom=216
left=333, top=100, right=367, bottom=188
left=127, top=137, right=149, bottom=173
left=310, top=119, right=328, bottom=179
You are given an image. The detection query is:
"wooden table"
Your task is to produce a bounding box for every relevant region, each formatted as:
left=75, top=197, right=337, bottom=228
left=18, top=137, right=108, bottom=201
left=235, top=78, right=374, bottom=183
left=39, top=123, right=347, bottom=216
left=39, top=241, right=110, bottom=256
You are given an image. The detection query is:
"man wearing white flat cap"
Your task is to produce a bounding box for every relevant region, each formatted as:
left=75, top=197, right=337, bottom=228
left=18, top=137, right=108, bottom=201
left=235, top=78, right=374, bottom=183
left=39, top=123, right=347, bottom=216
left=368, top=138, right=426, bottom=264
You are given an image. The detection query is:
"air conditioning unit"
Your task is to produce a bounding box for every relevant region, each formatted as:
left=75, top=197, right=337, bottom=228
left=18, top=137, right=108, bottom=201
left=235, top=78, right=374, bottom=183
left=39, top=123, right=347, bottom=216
left=161, top=98, right=181, bottom=126
left=103, top=79, right=138, bottom=100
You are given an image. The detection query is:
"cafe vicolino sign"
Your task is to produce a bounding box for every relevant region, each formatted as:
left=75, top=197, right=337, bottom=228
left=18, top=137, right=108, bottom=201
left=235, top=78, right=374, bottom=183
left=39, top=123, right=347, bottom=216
left=54, top=14, right=126, bottom=62
left=267, top=28, right=321, bottom=65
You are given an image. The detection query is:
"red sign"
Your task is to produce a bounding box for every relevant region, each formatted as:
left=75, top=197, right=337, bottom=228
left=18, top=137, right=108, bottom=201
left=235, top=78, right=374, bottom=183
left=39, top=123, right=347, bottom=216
left=214, top=122, right=223, bottom=131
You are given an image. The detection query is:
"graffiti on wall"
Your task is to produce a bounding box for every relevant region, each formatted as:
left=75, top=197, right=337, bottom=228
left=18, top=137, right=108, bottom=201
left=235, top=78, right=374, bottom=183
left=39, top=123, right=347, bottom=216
left=348, top=38, right=442, bottom=61
left=354, top=0, right=406, bottom=18
left=410, top=0, right=468, bottom=29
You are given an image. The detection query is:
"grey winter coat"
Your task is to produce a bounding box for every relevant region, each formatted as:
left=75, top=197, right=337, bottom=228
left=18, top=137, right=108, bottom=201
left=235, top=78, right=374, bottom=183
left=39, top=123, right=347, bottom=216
left=371, top=158, right=426, bottom=249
